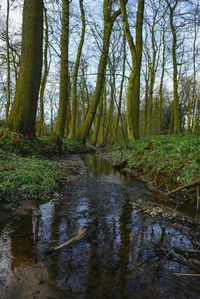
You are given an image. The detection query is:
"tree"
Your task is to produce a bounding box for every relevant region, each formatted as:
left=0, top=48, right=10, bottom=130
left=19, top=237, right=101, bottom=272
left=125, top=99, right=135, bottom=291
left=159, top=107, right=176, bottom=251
left=8, top=0, right=43, bottom=136
left=114, top=33, right=126, bottom=140
left=120, top=0, right=145, bottom=141
left=68, top=0, right=86, bottom=138
left=55, top=0, right=70, bottom=137
left=187, top=0, right=199, bottom=132
left=81, top=0, right=121, bottom=144
left=158, top=19, right=166, bottom=134
left=166, top=0, right=180, bottom=134
left=37, top=6, right=50, bottom=135
left=146, top=2, right=160, bottom=136
left=5, top=0, right=10, bottom=123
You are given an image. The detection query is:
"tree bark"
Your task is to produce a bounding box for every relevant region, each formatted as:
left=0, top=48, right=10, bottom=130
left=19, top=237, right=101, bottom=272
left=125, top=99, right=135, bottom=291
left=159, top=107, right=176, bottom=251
left=5, top=0, right=11, bottom=123
left=81, top=0, right=121, bottom=143
left=37, top=6, right=50, bottom=135
left=120, top=0, right=145, bottom=141
left=8, top=0, right=43, bottom=136
left=55, top=0, right=70, bottom=137
left=69, top=0, right=85, bottom=138
left=166, top=0, right=180, bottom=134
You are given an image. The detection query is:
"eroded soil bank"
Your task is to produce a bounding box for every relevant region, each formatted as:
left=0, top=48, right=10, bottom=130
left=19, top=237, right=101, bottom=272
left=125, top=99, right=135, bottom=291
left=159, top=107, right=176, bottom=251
left=0, top=154, right=200, bottom=299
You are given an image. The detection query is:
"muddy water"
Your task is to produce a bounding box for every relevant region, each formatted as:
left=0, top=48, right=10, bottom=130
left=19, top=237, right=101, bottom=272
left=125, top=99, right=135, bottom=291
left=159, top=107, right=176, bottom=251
left=0, top=154, right=200, bottom=299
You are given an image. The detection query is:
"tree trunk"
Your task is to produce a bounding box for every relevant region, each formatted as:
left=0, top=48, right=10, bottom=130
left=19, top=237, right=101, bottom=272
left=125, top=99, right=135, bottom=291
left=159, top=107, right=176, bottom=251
left=91, top=83, right=104, bottom=145
left=114, top=34, right=126, bottom=140
left=158, top=23, right=166, bottom=134
left=167, top=0, right=180, bottom=134
left=98, top=84, right=107, bottom=146
left=69, top=0, right=85, bottom=138
left=147, top=20, right=157, bottom=136
left=120, top=0, right=144, bottom=141
left=5, top=0, right=11, bottom=123
left=81, top=0, right=121, bottom=143
left=8, top=0, right=43, bottom=136
left=187, top=0, right=199, bottom=132
left=37, top=6, right=50, bottom=135
left=55, top=0, right=70, bottom=137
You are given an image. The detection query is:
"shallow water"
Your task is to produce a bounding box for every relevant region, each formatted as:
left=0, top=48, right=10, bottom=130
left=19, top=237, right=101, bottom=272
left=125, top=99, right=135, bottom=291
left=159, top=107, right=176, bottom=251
left=0, top=154, right=200, bottom=298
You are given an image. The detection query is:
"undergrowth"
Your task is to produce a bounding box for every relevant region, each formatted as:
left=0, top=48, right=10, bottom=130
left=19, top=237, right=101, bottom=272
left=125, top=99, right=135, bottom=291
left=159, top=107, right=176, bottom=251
left=0, top=149, right=58, bottom=210
left=111, top=134, right=200, bottom=201
left=0, top=128, right=95, bottom=210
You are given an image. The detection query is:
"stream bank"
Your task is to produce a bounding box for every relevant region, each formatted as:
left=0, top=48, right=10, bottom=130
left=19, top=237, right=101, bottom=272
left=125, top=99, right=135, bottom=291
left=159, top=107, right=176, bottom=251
left=0, top=153, right=200, bottom=298
left=109, top=134, right=200, bottom=211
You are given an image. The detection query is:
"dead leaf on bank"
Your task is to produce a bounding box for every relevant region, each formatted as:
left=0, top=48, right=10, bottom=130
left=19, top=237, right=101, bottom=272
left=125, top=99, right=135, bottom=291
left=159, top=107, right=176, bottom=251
left=7, top=166, right=16, bottom=171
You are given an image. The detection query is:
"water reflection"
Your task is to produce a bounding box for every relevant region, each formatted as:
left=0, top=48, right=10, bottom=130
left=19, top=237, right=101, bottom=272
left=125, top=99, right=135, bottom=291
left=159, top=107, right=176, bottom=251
left=0, top=154, right=199, bottom=298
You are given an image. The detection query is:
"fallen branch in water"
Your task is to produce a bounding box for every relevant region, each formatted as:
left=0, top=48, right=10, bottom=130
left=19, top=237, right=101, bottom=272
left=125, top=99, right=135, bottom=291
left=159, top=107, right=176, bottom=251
left=168, top=180, right=200, bottom=211
left=168, top=179, right=200, bottom=194
left=173, top=273, right=200, bottom=277
left=54, top=226, right=87, bottom=250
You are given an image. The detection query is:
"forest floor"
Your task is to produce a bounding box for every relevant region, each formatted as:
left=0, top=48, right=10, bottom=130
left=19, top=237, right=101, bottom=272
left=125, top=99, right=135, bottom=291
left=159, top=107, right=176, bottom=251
left=109, top=133, right=200, bottom=213
left=0, top=128, right=95, bottom=212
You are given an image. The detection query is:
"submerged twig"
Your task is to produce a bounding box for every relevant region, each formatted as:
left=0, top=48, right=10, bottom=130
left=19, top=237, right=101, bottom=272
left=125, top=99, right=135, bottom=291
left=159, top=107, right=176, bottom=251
left=54, top=226, right=87, bottom=250
left=173, top=273, right=200, bottom=277
left=130, top=233, right=200, bottom=272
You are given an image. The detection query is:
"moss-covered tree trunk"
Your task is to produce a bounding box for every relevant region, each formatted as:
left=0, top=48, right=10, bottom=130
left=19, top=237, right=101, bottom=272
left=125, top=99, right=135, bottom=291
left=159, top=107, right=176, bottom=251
left=120, top=0, right=144, bottom=141
left=8, top=0, right=43, bottom=136
left=158, top=23, right=166, bottom=135
left=143, top=62, right=150, bottom=136
left=91, top=83, right=104, bottom=145
left=105, top=58, right=115, bottom=144
left=81, top=0, right=121, bottom=143
left=37, top=6, right=50, bottom=135
left=147, top=19, right=157, bottom=136
left=68, top=0, right=85, bottom=138
left=98, top=84, right=107, bottom=146
left=55, top=0, right=70, bottom=137
left=114, top=34, right=126, bottom=140
left=64, top=82, right=71, bottom=137
left=187, top=0, right=199, bottom=132
left=167, top=0, right=180, bottom=134
left=192, top=81, right=200, bottom=133
left=5, top=0, right=11, bottom=123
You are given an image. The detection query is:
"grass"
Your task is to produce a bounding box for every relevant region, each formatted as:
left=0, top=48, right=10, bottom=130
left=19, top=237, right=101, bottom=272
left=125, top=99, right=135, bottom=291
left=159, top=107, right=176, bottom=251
left=0, top=128, right=95, bottom=210
left=110, top=134, right=200, bottom=202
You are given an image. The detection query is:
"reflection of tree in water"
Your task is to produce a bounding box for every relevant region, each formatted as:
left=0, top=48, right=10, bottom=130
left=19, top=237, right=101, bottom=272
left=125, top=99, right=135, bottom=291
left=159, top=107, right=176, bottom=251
left=89, top=155, right=112, bottom=176
left=86, top=217, right=101, bottom=298
left=46, top=197, right=77, bottom=295
left=118, top=196, right=132, bottom=299
left=10, top=214, right=35, bottom=269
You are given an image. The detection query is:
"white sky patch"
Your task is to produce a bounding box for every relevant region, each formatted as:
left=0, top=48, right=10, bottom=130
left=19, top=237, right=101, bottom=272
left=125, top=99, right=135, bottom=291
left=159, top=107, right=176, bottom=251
left=1, top=0, right=22, bottom=27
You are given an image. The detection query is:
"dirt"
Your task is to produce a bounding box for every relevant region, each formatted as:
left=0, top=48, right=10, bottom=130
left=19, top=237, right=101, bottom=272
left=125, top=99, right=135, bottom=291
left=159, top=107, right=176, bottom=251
left=112, top=158, right=200, bottom=224
left=1, top=263, right=56, bottom=299
left=55, top=155, right=88, bottom=184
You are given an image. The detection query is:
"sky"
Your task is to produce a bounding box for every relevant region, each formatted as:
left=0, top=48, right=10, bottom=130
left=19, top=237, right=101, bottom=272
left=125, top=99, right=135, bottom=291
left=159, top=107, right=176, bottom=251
left=1, top=0, right=22, bottom=27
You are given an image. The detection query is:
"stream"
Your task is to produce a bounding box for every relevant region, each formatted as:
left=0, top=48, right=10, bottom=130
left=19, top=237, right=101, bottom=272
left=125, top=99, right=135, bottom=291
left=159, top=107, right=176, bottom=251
left=0, top=154, right=200, bottom=298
